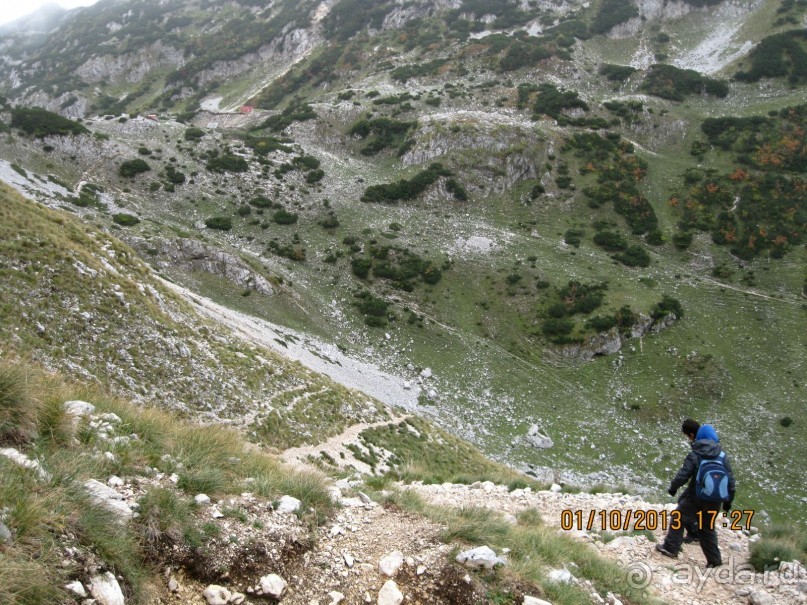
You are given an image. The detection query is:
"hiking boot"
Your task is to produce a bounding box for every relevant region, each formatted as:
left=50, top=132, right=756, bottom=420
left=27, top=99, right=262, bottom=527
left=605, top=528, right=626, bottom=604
left=683, top=534, right=699, bottom=544
left=655, top=543, right=678, bottom=558
left=706, top=561, right=722, bottom=568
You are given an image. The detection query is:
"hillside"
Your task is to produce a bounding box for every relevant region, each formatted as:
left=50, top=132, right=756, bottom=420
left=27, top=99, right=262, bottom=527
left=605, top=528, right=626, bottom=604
left=3, top=357, right=806, bottom=605
left=0, top=0, right=805, bottom=530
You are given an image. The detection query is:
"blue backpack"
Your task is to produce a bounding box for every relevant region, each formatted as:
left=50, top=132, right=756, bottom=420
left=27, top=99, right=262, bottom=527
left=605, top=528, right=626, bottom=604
left=695, top=451, right=730, bottom=501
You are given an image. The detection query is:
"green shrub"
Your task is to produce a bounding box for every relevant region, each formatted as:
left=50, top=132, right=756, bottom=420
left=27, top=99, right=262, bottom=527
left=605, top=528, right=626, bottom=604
left=119, top=159, right=151, bottom=178
left=10, top=107, right=89, bottom=138
left=641, top=64, right=729, bottom=101
left=533, top=83, right=588, bottom=119
left=593, top=231, right=627, bottom=251
left=651, top=295, right=684, bottom=320
left=205, top=216, right=233, bottom=230
left=206, top=154, right=249, bottom=173
left=590, top=0, right=638, bottom=34
left=361, top=163, right=452, bottom=203
left=351, top=258, right=372, bottom=278
left=734, top=30, right=807, bottom=84
left=272, top=209, right=298, bottom=225
left=112, top=213, right=141, bottom=226
left=248, top=195, right=273, bottom=208
left=184, top=127, right=205, bottom=141
left=615, top=244, right=651, bottom=267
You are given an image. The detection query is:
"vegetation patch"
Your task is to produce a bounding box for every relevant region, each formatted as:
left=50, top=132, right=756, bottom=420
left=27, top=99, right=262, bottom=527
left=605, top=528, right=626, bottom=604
left=119, top=159, right=151, bottom=178
left=590, top=0, right=639, bottom=34
left=361, top=163, right=454, bottom=203
left=350, top=117, right=416, bottom=156
left=734, top=30, right=807, bottom=84
left=10, top=107, right=89, bottom=138
left=641, top=64, right=729, bottom=101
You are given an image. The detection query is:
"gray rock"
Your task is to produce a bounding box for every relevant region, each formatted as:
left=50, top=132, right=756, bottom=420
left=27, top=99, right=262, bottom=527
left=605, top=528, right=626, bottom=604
left=259, top=574, right=287, bottom=599
left=377, top=580, right=403, bottom=605
left=749, top=590, right=774, bottom=605
left=202, top=585, right=231, bottom=605
left=456, top=546, right=506, bottom=569
left=64, top=400, right=96, bottom=417
left=0, top=520, right=12, bottom=543
left=83, top=480, right=133, bottom=522
left=276, top=495, right=301, bottom=513
left=526, top=425, right=553, bottom=449
left=89, top=572, right=125, bottom=605
left=0, top=448, right=51, bottom=481
left=547, top=568, right=573, bottom=584
left=230, top=594, right=246, bottom=605
left=195, top=494, right=211, bottom=506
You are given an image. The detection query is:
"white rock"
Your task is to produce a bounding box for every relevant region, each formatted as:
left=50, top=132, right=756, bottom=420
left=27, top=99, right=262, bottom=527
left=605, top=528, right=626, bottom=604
left=427, top=388, right=437, bottom=400
left=502, top=513, right=518, bottom=525
left=195, top=494, right=211, bottom=506
left=202, top=584, right=231, bottom=605
left=276, top=495, right=302, bottom=513
left=523, top=597, right=552, bottom=605
left=0, top=448, right=51, bottom=481
left=379, top=551, right=404, bottom=577
left=65, top=581, right=88, bottom=597
left=343, top=552, right=355, bottom=568
left=547, top=568, right=573, bottom=583
left=420, top=367, right=432, bottom=379
left=526, top=425, right=554, bottom=449
left=83, top=479, right=133, bottom=522
left=64, top=400, right=96, bottom=417
left=456, top=546, right=505, bottom=569
left=358, top=491, right=373, bottom=504
left=167, top=578, right=179, bottom=592
left=377, top=580, right=403, bottom=605
left=107, top=476, right=124, bottom=488
left=329, top=591, right=345, bottom=604
left=549, top=483, right=562, bottom=493
left=416, top=565, right=426, bottom=575
left=89, top=572, right=125, bottom=605
left=98, top=413, right=122, bottom=424
left=230, top=593, right=246, bottom=605
left=403, top=381, right=411, bottom=390
left=259, top=574, right=287, bottom=599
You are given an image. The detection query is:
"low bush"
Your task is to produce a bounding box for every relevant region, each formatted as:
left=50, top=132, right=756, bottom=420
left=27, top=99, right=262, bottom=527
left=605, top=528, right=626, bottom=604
left=119, top=159, right=151, bottom=178
left=10, top=107, right=89, bottom=138
left=112, top=213, right=141, bottom=226
left=205, top=216, right=233, bottom=231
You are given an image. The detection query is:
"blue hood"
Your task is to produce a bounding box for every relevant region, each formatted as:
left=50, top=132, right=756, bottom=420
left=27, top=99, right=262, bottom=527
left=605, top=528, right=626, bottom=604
left=696, top=424, right=720, bottom=443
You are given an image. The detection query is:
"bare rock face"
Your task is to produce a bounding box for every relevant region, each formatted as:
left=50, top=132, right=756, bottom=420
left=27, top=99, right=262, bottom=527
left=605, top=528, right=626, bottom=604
left=76, top=42, right=184, bottom=84
left=129, top=237, right=274, bottom=295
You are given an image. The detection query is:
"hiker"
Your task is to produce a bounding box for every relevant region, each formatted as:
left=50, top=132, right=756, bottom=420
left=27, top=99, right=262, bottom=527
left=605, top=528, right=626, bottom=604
left=655, top=419, right=735, bottom=568
left=682, top=424, right=721, bottom=544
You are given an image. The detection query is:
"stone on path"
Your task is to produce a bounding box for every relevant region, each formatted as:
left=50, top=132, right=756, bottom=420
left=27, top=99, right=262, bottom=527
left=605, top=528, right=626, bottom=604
left=377, top=580, right=403, bottom=605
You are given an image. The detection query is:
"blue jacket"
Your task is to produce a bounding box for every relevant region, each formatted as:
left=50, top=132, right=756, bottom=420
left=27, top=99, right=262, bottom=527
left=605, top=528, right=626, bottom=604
left=670, top=425, right=736, bottom=502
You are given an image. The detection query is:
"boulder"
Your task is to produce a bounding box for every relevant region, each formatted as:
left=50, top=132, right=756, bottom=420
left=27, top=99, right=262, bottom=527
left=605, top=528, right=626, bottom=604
left=0, top=520, right=12, bottom=543
left=259, top=574, right=287, bottom=599
left=0, top=448, right=51, bottom=481
left=64, top=581, right=88, bottom=597
left=84, top=479, right=133, bottom=522
left=526, top=425, right=553, bottom=449
left=195, top=494, right=211, bottom=506
left=64, top=400, right=96, bottom=417
left=456, top=546, right=505, bottom=569
left=89, top=572, right=125, bottom=605
left=547, top=568, right=573, bottom=584
left=377, top=580, right=403, bottom=605
left=379, top=551, right=404, bottom=577
left=276, top=495, right=301, bottom=513
left=202, top=585, right=231, bottom=605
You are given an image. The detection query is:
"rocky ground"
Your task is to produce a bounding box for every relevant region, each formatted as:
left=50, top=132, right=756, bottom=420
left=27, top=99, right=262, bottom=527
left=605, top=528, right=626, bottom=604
left=3, top=399, right=805, bottom=605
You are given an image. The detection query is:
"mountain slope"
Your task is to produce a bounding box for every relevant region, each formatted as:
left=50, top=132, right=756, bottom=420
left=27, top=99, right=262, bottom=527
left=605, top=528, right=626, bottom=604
left=0, top=0, right=805, bottom=526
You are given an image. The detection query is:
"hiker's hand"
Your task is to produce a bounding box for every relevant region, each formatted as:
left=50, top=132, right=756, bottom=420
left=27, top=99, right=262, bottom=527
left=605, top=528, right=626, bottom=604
left=722, top=502, right=731, bottom=513
left=667, top=487, right=676, bottom=496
